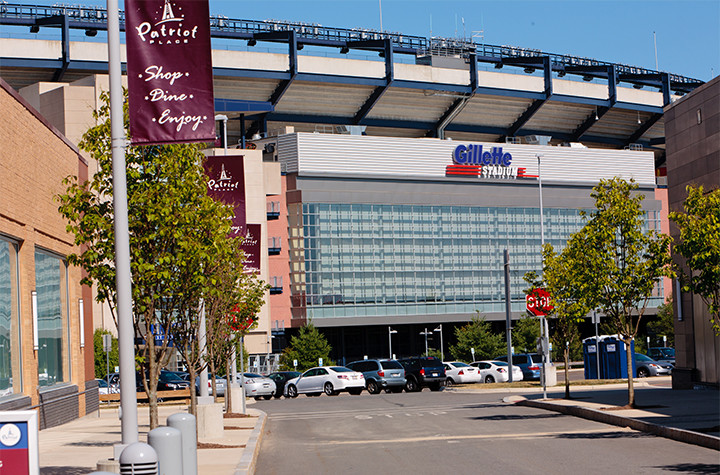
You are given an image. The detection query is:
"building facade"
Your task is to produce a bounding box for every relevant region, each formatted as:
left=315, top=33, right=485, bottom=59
left=0, top=77, right=96, bottom=427
left=276, top=132, right=666, bottom=363
left=665, top=75, right=720, bottom=388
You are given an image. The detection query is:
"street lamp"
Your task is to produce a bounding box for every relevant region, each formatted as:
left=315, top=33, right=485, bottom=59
left=419, top=328, right=432, bottom=356
left=537, top=153, right=549, bottom=399
left=434, top=325, right=443, bottom=361
left=388, top=326, right=397, bottom=359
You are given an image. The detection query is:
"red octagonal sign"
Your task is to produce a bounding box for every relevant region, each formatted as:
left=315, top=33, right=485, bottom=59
left=526, top=288, right=554, bottom=316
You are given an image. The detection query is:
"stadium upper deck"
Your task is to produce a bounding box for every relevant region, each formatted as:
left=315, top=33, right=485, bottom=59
left=0, top=2, right=705, bottom=162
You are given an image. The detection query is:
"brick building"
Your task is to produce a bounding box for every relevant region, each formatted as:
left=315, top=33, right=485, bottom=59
left=0, top=77, right=96, bottom=427
left=665, top=75, right=720, bottom=387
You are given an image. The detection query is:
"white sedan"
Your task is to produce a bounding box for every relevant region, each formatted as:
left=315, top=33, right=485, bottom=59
left=238, top=373, right=276, bottom=400
left=285, top=366, right=364, bottom=397
left=443, top=361, right=482, bottom=386
left=471, top=360, right=524, bottom=383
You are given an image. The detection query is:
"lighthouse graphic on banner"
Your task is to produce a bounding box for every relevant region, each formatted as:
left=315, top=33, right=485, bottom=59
left=161, top=0, right=180, bottom=23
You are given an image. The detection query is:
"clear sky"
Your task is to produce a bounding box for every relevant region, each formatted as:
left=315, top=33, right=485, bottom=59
left=17, top=1, right=720, bottom=81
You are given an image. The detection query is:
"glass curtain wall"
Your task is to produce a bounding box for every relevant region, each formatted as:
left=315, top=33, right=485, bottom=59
left=300, top=203, right=586, bottom=319
left=0, top=238, right=20, bottom=397
left=35, top=250, right=68, bottom=387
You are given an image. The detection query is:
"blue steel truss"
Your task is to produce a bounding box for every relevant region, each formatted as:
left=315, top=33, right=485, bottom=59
left=0, top=2, right=703, bottom=94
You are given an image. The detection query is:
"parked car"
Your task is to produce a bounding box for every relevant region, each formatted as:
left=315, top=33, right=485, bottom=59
left=345, top=359, right=406, bottom=394
left=471, top=360, right=524, bottom=383
left=397, top=356, right=445, bottom=392
left=238, top=373, right=276, bottom=400
left=647, top=347, right=675, bottom=365
left=494, top=353, right=543, bottom=381
left=267, top=371, right=302, bottom=398
left=443, top=361, right=482, bottom=386
left=635, top=353, right=673, bottom=377
left=95, top=378, right=118, bottom=395
left=158, top=370, right=190, bottom=391
left=195, top=374, right=227, bottom=396
left=284, top=366, right=364, bottom=397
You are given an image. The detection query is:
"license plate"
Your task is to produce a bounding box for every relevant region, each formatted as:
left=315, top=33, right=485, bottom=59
left=432, top=372, right=438, bottom=377
left=262, top=383, right=269, bottom=388
left=391, top=372, right=400, bottom=377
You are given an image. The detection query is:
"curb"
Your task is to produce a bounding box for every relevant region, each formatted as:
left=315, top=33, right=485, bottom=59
left=233, top=408, right=267, bottom=475
left=516, top=398, right=720, bottom=451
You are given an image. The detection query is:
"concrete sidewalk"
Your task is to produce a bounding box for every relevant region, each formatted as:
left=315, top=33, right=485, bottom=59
left=38, top=401, right=265, bottom=475
left=463, top=378, right=720, bottom=450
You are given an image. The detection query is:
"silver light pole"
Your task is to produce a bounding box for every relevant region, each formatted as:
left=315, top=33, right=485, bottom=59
left=434, top=325, right=443, bottom=361
left=388, top=327, right=397, bottom=359
left=107, top=0, right=138, bottom=451
left=537, top=153, right=548, bottom=399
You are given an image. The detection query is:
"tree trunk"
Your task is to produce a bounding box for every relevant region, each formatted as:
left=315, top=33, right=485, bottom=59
left=147, top=336, right=159, bottom=430
left=563, top=344, right=571, bottom=399
left=625, top=337, right=635, bottom=408
left=225, top=357, right=232, bottom=414
left=188, top=366, right=197, bottom=416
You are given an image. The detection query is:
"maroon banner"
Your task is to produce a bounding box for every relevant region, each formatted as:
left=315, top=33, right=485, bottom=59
left=242, top=224, right=261, bottom=272
left=125, top=0, right=215, bottom=145
left=204, top=155, right=246, bottom=238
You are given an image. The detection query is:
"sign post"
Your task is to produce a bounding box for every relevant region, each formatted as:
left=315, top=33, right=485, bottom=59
left=526, top=288, right=553, bottom=398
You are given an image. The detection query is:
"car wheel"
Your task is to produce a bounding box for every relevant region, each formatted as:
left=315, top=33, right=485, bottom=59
left=445, top=378, right=454, bottom=388
left=485, top=375, right=495, bottom=383
left=324, top=382, right=337, bottom=396
left=348, top=388, right=362, bottom=395
left=367, top=380, right=380, bottom=394
left=429, top=382, right=442, bottom=391
left=405, top=378, right=418, bottom=392
left=637, top=367, right=650, bottom=378
left=262, top=394, right=272, bottom=400
left=287, top=385, right=298, bottom=398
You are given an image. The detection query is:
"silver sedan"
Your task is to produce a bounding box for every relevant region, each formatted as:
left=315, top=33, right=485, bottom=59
left=239, top=372, right=276, bottom=400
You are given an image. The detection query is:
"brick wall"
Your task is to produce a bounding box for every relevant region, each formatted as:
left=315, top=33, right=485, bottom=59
left=0, top=77, right=95, bottom=416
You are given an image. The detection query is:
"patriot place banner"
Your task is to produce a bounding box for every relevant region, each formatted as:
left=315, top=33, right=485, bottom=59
left=125, top=0, right=215, bottom=145
left=204, top=154, right=246, bottom=239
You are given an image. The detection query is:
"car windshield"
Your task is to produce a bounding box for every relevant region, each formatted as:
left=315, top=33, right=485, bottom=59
left=380, top=360, right=403, bottom=369
left=635, top=354, right=653, bottom=362
left=331, top=366, right=353, bottom=372
left=492, top=361, right=508, bottom=367
left=452, top=362, right=470, bottom=367
left=658, top=348, right=675, bottom=357
left=159, top=372, right=182, bottom=382
left=244, top=373, right=262, bottom=378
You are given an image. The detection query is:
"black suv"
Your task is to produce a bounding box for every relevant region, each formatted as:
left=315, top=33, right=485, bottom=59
left=397, top=356, right=445, bottom=392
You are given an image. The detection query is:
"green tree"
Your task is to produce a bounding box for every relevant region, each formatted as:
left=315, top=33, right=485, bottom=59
left=279, top=323, right=334, bottom=372
left=93, top=329, right=118, bottom=379
left=669, top=185, right=720, bottom=335
left=646, top=297, right=675, bottom=348
left=449, top=315, right=505, bottom=362
left=572, top=178, right=672, bottom=407
left=511, top=315, right=540, bottom=354
left=525, top=235, right=591, bottom=398
left=57, top=91, right=257, bottom=428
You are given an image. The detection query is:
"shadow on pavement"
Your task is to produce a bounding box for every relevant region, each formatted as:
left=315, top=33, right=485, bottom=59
left=41, top=467, right=92, bottom=475
left=554, top=430, right=652, bottom=440
left=469, top=413, right=565, bottom=421
left=653, top=463, right=720, bottom=473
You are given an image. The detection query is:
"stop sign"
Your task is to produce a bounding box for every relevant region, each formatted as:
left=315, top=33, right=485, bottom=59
left=526, top=288, right=553, bottom=316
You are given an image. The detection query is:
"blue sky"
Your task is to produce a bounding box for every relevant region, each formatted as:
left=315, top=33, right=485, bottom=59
left=18, top=1, right=720, bottom=81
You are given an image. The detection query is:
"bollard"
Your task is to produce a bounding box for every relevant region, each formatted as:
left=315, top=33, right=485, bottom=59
left=167, top=412, right=198, bottom=475
left=119, top=442, right=158, bottom=475
left=148, top=426, right=183, bottom=475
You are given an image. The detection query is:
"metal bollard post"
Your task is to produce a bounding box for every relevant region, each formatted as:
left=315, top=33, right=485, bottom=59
left=167, top=412, right=198, bottom=475
left=119, top=442, right=158, bottom=475
left=148, top=426, right=183, bottom=475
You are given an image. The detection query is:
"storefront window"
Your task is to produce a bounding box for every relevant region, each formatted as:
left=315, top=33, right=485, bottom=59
left=35, top=250, right=68, bottom=387
left=0, top=238, right=20, bottom=397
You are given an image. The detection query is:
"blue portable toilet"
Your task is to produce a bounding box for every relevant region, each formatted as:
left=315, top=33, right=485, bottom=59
left=600, top=336, right=635, bottom=379
left=582, top=337, right=600, bottom=379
